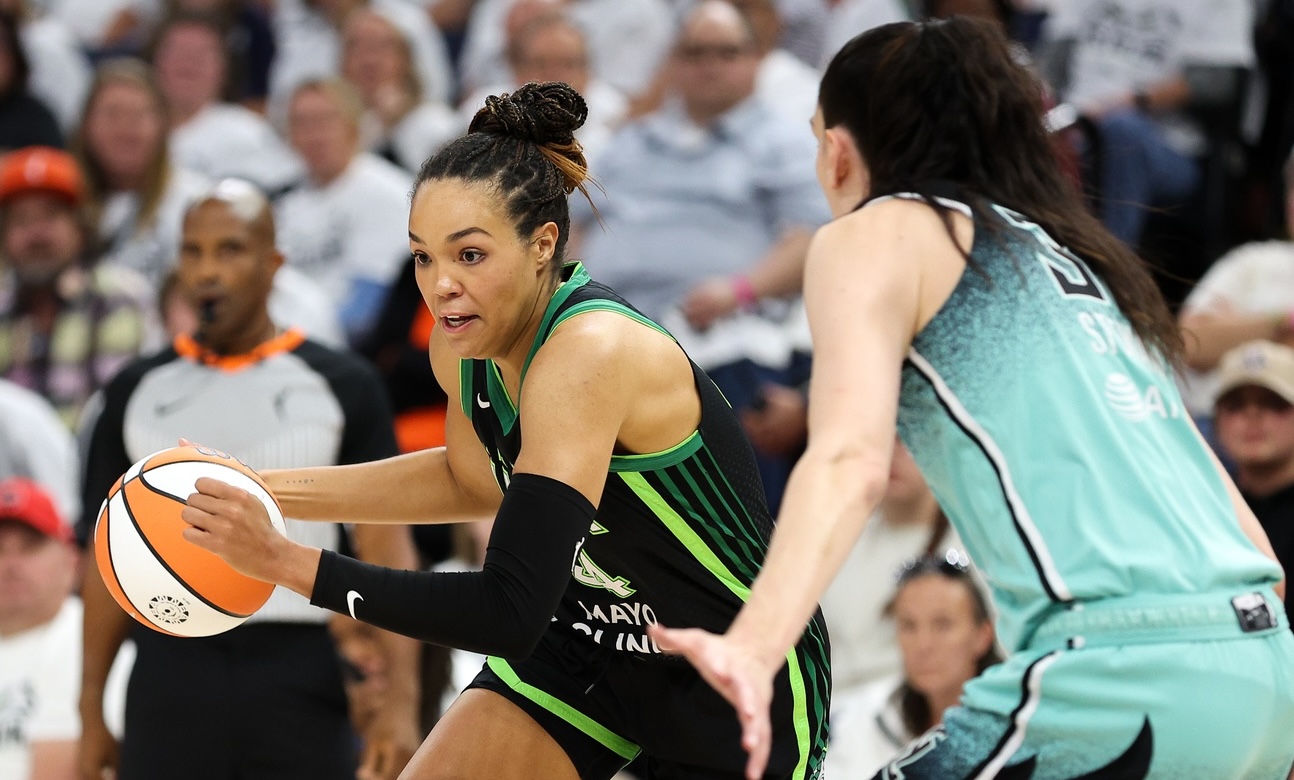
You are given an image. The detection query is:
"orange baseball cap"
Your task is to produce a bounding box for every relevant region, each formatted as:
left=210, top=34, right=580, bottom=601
left=0, top=146, right=84, bottom=206
left=0, top=477, right=72, bottom=542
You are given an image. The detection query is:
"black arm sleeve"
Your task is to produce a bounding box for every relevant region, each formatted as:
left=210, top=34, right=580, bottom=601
left=310, top=472, right=594, bottom=659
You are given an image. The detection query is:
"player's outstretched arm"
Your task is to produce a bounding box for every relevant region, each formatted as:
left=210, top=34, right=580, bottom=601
left=651, top=200, right=946, bottom=779
left=180, top=317, right=641, bottom=658
left=258, top=331, right=503, bottom=526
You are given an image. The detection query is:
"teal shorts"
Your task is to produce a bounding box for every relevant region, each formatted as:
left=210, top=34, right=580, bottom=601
left=872, top=590, right=1294, bottom=779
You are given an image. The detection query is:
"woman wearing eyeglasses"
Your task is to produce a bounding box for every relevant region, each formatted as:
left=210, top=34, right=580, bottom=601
left=653, top=15, right=1294, bottom=780
left=826, top=552, right=1000, bottom=779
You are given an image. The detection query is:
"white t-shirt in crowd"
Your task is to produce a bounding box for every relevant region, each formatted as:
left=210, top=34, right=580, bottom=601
left=269, top=0, right=454, bottom=116
left=817, top=0, right=910, bottom=69
left=21, top=15, right=91, bottom=134
left=97, top=167, right=212, bottom=288
left=0, top=599, right=131, bottom=780
left=365, top=101, right=461, bottom=173
left=0, top=379, right=80, bottom=522
left=458, top=0, right=673, bottom=99
left=824, top=673, right=912, bottom=780
left=274, top=153, right=413, bottom=314
left=170, top=103, right=304, bottom=195
left=1045, top=0, right=1254, bottom=155
left=1178, top=240, right=1294, bottom=415
left=757, top=48, right=820, bottom=126
left=270, top=266, right=346, bottom=349
left=819, top=511, right=942, bottom=693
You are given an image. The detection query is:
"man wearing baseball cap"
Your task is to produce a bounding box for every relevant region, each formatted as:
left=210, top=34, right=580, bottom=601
left=0, top=476, right=80, bottom=778
left=1213, top=339, right=1294, bottom=629
left=0, top=146, right=160, bottom=429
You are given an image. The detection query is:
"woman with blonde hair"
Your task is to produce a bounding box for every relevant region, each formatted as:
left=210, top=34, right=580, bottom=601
left=74, top=57, right=209, bottom=286
left=340, top=5, right=456, bottom=173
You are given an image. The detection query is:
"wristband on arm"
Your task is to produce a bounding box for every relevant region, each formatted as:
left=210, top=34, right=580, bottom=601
left=310, top=472, right=595, bottom=659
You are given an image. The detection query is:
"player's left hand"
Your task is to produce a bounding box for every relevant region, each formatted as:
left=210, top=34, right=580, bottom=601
left=648, top=624, right=777, bottom=780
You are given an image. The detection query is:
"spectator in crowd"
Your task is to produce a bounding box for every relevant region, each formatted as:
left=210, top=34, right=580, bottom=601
left=820, top=439, right=958, bottom=697
left=0, top=0, right=90, bottom=135
left=153, top=11, right=303, bottom=194
left=78, top=179, right=422, bottom=780
left=0, top=378, right=79, bottom=522
left=39, top=0, right=155, bottom=56
left=573, top=0, right=829, bottom=510
left=825, top=549, right=1001, bottom=778
left=769, top=0, right=910, bottom=70
left=276, top=78, right=412, bottom=345
left=1038, top=0, right=1255, bottom=248
left=729, top=0, right=820, bottom=124
left=269, top=0, right=453, bottom=119
left=0, top=146, right=160, bottom=429
left=340, top=5, right=457, bottom=172
left=1211, top=340, right=1294, bottom=629
left=0, top=11, right=62, bottom=151
left=0, top=478, right=82, bottom=780
left=75, top=57, right=211, bottom=288
left=458, top=9, right=627, bottom=165
left=457, top=0, right=674, bottom=105
left=166, top=0, right=278, bottom=112
left=1178, top=155, right=1294, bottom=423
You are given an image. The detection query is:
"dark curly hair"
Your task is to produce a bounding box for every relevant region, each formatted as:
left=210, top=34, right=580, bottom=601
left=415, top=81, right=592, bottom=278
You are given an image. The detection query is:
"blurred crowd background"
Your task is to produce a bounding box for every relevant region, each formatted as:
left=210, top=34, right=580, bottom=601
left=3, top=0, right=1294, bottom=778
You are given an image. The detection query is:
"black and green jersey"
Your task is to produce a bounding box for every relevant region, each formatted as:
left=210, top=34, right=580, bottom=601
left=460, top=263, right=829, bottom=657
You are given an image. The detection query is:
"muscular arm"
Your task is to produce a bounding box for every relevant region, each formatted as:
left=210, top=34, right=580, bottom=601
left=187, top=315, right=679, bottom=658
left=722, top=204, right=933, bottom=660
left=263, top=335, right=503, bottom=525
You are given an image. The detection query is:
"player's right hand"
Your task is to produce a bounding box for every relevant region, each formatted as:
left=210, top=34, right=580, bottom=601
left=648, top=624, right=777, bottom=780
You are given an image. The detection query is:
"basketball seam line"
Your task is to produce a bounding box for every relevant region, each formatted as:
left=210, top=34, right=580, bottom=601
left=127, top=473, right=254, bottom=619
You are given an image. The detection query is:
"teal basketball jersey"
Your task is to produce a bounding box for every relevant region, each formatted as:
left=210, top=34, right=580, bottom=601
left=893, top=193, right=1283, bottom=651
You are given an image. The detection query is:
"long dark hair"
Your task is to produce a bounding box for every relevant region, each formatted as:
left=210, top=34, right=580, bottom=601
left=415, top=81, right=592, bottom=280
left=819, top=17, right=1181, bottom=366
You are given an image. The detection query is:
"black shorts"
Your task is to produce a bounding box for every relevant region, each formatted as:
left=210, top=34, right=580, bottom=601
left=467, top=627, right=828, bottom=780
left=119, top=622, right=357, bottom=780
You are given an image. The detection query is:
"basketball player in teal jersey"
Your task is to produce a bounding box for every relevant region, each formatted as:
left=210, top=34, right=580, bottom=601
left=651, top=17, right=1294, bottom=780
left=177, top=82, right=830, bottom=780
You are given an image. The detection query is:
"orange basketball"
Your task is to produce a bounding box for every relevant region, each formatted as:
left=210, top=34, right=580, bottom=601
left=93, top=445, right=287, bottom=637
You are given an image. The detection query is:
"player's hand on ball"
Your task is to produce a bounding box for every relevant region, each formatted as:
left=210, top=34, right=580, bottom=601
left=182, top=477, right=292, bottom=585
left=648, top=624, right=777, bottom=780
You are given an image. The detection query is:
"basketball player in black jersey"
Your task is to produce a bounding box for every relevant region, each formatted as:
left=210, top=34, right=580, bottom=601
left=180, top=82, right=830, bottom=779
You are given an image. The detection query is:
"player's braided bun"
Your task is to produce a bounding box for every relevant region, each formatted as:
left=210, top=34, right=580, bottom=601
left=470, top=81, right=590, bottom=195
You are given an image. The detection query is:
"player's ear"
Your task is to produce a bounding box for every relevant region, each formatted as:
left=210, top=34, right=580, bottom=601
left=823, top=126, right=856, bottom=190
left=531, top=222, right=559, bottom=271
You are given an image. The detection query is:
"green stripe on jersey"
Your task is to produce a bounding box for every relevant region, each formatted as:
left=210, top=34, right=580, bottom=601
left=609, top=431, right=702, bottom=472
left=618, top=471, right=751, bottom=600
left=617, top=470, right=814, bottom=775
left=486, top=656, right=641, bottom=761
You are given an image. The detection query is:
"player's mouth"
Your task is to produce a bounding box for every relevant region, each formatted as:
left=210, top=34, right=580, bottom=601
left=440, top=314, right=478, bottom=333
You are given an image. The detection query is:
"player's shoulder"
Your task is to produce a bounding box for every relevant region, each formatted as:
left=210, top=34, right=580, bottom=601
left=815, top=195, right=967, bottom=258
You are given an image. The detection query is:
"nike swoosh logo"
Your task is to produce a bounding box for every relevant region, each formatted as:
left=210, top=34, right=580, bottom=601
left=346, top=590, right=363, bottom=620
left=476, top=393, right=491, bottom=409
left=155, top=396, right=195, bottom=416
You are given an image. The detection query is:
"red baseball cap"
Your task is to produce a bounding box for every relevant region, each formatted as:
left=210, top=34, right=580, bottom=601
left=0, top=146, right=84, bottom=206
left=0, top=477, right=72, bottom=542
